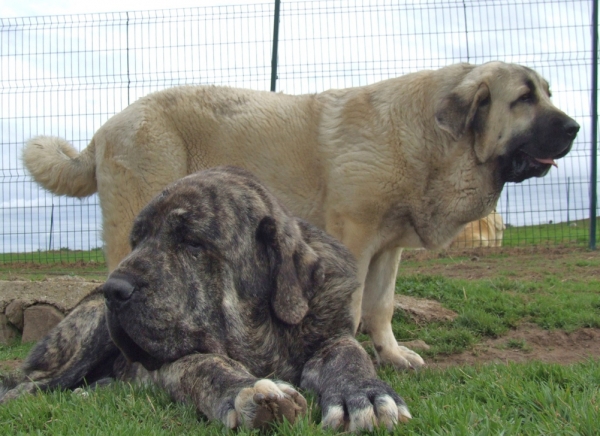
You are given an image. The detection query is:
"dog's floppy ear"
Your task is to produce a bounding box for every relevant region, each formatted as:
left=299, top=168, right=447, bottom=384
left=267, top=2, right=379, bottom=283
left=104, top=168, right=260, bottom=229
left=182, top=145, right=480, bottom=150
left=257, top=216, right=323, bottom=325
left=435, top=79, right=490, bottom=142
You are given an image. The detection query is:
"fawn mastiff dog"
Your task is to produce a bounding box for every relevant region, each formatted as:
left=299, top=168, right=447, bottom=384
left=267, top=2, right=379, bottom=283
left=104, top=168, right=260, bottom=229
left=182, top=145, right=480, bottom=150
left=450, top=210, right=505, bottom=248
left=1, top=167, right=411, bottom=431
left=23, top=61, right=579, bottom=369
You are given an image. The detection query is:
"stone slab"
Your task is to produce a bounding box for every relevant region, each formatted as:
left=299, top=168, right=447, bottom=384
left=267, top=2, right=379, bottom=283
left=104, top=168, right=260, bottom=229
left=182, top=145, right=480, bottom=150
left=22, top=304, right=65, bottom=343
left=0, top=313, right=19, bottom=345
left=394, top=294, right=458, bottom=323
left=0, top=277, right=100, bottom=314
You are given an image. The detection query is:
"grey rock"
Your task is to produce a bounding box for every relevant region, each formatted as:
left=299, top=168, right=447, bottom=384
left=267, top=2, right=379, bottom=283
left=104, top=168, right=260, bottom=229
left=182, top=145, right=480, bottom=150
left=0, top=313, right=19, bottom=345
left=22, top=304, right=65, bottom=343
left=394, top=294, right=458, bottom=323
left=5, top=299, right=27, bottom=331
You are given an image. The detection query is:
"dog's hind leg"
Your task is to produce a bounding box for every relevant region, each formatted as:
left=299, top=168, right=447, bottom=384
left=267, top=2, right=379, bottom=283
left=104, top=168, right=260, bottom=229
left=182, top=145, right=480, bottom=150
left=0, top=288, right=122, bottom=403
left=96, top=129, right=188, bottom=272
left=149, top=353, right=307, bottom=430
left=301, top=335, right=411, bottom=432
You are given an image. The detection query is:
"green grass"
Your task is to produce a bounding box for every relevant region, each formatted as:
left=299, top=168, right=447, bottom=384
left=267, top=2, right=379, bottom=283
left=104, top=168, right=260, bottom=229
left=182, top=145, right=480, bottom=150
left=381, top=360, right=600, bottom=435
left=0, top=247, right=105, bottom=265
left=1, top=360, right=598, bottom=435
left=0, top=340, right=33, bottom=362
left=0, top=247, right=107, bottom=281
left=502, top=218, right=599, bottom=247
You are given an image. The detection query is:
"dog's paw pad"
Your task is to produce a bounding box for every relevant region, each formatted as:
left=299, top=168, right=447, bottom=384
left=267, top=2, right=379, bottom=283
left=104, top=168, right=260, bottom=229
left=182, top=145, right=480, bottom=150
left=379, top=344, right=426, bottom=370
left=233, top=379, right=307, bottom=429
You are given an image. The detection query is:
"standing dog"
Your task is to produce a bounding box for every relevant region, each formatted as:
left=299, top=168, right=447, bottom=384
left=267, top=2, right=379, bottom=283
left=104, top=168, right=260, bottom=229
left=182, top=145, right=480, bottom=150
left=23, top=62, right=579, bottom=369
left=1, top=167, right=411, bottom=432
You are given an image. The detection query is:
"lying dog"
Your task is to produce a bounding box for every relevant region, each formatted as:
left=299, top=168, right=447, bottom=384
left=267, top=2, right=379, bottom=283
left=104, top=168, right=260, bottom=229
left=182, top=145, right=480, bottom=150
left=450, top=210, right=505, bottom=248
left=1, top=167, right=410, bottom=431
left=23, top=61, right=579, bottom=370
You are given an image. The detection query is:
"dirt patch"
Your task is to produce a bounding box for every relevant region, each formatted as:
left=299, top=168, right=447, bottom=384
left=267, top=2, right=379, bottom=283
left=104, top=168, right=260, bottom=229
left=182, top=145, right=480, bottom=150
left=0, top=360, right=22, bottom=372
left=430, top=323, right=600, bottom=368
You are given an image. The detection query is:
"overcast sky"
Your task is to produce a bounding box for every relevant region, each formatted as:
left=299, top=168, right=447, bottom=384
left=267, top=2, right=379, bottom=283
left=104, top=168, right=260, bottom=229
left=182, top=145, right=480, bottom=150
left=1, top=0, right=266, bottom=18
left=1, top=0, right=596, bottom=253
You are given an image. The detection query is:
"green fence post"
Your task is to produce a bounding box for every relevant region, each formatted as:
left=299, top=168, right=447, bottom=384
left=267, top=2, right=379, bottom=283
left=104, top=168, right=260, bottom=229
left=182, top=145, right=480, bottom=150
left=591, top=0, right=598, bottom=250
left=270, top=0, right=281, bottom=92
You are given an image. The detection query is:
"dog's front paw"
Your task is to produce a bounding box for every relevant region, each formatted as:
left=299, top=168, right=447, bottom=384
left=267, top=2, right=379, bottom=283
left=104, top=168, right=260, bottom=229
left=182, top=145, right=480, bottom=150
left=379, top=343, right=425, bottom=370
left=0, top=379, right=39, bottom=404
left=321, top=379, right=411, bottom=432
left=223, top=379, right=307, bottom=430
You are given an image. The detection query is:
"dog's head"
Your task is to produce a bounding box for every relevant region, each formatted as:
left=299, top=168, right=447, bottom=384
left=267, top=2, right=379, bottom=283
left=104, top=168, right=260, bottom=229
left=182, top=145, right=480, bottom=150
left=102, top=167, right=324, bottom=370
left=435, top=61, right=579, bottom=183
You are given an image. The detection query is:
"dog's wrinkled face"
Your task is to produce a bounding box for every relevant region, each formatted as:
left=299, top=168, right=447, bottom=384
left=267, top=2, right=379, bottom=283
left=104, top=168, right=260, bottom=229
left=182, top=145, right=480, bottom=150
left=436, top=61, right=579, bottom=183
left=483, top=64, right=578, bottom=183
left=102, top=167, right=322, bottom=371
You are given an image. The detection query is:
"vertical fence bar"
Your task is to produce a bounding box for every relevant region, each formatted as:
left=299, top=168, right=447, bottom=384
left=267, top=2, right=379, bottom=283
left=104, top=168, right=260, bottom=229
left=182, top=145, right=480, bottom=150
left=567, top=177, right=571, bottom=225
left=462, top=0, right=470, bottom=62
left=270, top=0, right=281, bottom=92
left=127, top=12, right=131, bottom=106
left=48, top=203, right=54, bottom=251
left=591, top=0, right=598, bottom=250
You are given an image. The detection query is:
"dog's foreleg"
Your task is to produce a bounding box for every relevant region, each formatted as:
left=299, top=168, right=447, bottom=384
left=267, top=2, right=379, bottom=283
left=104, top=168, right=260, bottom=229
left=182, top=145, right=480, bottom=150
left=301, top=335, right=411, bottom=432
left=0, top=289, right=121, bottom=403
left=361, top=247, right=426, bottom=369
left=150, top=353, right=307, bottom=430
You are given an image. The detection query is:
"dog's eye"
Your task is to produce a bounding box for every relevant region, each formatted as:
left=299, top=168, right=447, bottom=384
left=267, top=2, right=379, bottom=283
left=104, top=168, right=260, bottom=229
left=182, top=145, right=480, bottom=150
left=518, top=92, right=533, bottom=103
left=185, top=240, right=206, bottom=254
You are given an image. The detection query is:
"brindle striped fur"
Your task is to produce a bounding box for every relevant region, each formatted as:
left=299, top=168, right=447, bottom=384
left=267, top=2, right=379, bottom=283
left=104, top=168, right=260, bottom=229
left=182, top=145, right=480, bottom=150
left=1, top=167, right=410, bottom=431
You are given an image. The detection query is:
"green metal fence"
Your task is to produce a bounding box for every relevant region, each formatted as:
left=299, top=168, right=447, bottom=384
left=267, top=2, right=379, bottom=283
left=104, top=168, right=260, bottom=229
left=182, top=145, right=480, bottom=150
left=1, top=0, right=597, bottom=264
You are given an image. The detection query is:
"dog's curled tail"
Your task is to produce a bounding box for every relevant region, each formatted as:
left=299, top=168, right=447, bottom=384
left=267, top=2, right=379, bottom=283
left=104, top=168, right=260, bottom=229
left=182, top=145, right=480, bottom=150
left=22, top=136, right=97, bottom=198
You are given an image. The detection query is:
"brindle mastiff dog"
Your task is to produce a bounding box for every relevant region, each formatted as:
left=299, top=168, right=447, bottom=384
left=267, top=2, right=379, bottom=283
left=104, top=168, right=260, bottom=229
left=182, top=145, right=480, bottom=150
left=0, top=167, right=411, bottom=432
left=23, top=61, right=579, bottom=370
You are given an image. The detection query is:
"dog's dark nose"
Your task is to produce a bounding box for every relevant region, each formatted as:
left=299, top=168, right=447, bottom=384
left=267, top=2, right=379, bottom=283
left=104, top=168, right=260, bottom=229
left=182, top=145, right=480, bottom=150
left=104, top=277, right=135, bottom=302
left=563, top=118, right=580, bottom=139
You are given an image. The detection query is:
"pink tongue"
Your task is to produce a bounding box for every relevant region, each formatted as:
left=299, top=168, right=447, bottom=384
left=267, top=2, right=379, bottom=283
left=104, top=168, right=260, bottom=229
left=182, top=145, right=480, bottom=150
left=535, top=157, right=558, bottom=167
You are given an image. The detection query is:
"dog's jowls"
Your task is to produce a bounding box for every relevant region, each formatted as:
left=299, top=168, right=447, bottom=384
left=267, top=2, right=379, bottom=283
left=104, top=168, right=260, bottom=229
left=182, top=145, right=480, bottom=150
left=1, top=167, right=411, bottom=432
left=22, top=61, right=579, bottom=370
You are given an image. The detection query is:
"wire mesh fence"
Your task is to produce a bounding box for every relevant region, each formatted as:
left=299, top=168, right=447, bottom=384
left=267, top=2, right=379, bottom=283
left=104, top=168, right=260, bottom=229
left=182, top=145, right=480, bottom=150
left=1, top=0, right=597, bottom=264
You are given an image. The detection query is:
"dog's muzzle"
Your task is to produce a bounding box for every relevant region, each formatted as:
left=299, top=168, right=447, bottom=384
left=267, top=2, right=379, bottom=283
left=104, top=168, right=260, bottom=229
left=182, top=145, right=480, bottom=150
left=103, top=274, right=165, bottom=370
left=562, top=118, right=580, bottom=140
left=104, top=276, right=136, bottom=307
left=500, top=113, right=579, bottom=184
